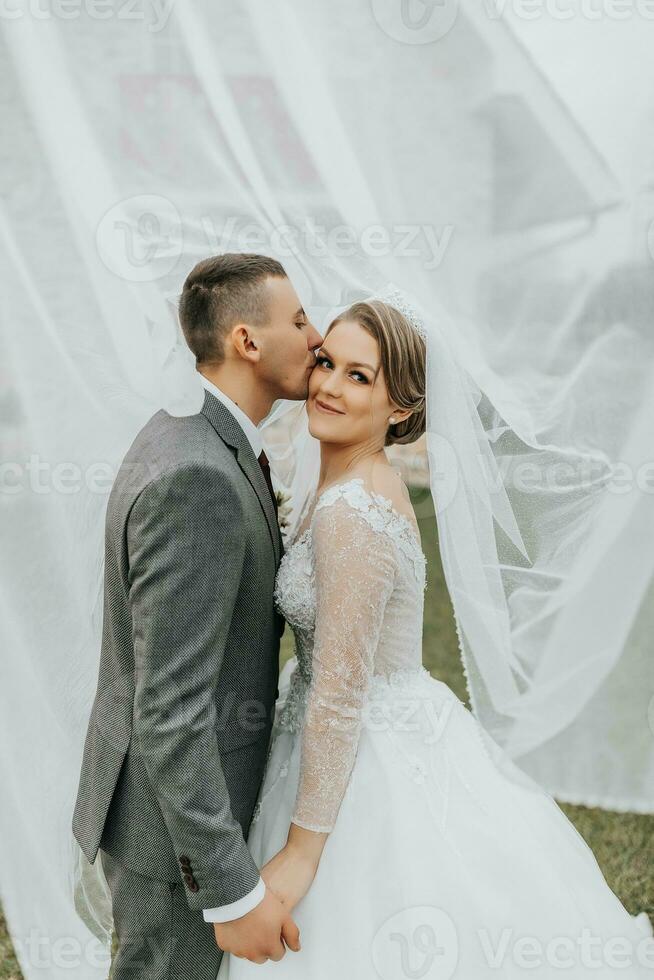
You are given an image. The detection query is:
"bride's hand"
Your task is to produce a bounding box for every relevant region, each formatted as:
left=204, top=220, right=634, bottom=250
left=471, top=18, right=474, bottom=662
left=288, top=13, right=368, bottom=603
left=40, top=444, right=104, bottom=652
left=260, top=840, right=322, bottom=912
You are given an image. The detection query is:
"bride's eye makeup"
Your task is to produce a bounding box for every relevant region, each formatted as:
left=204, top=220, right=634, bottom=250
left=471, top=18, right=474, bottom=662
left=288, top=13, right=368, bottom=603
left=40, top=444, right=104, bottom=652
left=316, top=352, right=370, bottom=384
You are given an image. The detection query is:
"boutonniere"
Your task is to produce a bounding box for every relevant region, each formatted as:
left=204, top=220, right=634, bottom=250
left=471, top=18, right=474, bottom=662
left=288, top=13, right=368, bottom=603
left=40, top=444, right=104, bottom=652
left=275, top=489, right=293, bottom=536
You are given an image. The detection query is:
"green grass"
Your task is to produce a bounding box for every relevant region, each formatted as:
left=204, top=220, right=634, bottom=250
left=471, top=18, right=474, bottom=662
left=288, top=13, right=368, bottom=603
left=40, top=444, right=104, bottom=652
left=1, top=487, right=651, bottom=976
left=0, top=914, right=20, bottom=980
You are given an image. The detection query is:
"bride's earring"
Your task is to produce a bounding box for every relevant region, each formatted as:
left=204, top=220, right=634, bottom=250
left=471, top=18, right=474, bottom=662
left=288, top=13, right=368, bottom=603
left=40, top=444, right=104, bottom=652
left=389, top=416, right=397, bottom=424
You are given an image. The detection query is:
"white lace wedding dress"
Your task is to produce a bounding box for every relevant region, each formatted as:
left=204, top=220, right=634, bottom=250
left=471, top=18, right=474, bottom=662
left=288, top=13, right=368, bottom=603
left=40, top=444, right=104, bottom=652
left=218, top=478, right=652, bottom=978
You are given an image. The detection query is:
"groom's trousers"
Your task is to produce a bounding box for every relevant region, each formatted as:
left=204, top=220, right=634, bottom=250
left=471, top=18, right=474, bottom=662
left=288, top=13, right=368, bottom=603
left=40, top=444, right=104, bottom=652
left=100, top=848, right=223, bottom=979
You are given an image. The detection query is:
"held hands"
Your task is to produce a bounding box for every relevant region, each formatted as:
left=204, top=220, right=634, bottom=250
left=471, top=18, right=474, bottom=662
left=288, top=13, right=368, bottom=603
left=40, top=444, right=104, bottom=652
left=260, top=823, right=329, bottom=912
left=212, top=887, right=300, bottom=964
left=260, top=844, right=319, bottom=912
left=212, top=825, right=326, bottom=963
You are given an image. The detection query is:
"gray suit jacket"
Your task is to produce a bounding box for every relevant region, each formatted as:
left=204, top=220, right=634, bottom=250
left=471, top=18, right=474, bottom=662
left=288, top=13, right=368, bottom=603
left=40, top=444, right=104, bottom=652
left=72, top=390, right=285, bottom=911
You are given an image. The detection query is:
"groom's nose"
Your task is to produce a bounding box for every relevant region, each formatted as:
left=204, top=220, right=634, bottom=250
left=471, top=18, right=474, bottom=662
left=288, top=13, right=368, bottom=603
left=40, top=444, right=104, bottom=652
left=306, top=322, right=323, bottom=350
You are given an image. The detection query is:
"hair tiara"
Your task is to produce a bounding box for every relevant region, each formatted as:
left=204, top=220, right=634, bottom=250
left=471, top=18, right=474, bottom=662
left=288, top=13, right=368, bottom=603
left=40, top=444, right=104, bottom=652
left=366, top=284, right=428, bottom=341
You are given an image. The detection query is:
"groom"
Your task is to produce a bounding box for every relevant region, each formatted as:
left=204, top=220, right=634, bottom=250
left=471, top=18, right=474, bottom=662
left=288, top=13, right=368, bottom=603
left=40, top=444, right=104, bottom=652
left=72, top=253, right=323, bottom=977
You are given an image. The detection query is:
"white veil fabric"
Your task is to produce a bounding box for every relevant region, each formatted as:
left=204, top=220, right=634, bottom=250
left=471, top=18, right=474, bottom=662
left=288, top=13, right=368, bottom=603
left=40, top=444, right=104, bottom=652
left=1, top=3, right=653, bottom=978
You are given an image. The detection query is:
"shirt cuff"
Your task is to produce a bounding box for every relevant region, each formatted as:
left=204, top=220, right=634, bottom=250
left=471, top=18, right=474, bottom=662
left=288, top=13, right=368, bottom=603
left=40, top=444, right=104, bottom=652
left=202, top=876, right=266, bottom=923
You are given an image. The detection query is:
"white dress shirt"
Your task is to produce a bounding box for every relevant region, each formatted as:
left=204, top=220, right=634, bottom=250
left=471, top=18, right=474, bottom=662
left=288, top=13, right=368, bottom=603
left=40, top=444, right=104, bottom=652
left=198, top=374, right=267, bottom=923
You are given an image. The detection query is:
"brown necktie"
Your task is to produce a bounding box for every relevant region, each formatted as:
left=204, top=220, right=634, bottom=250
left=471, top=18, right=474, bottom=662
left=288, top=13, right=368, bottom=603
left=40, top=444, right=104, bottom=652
left=257, top=450, right=278, bottom=518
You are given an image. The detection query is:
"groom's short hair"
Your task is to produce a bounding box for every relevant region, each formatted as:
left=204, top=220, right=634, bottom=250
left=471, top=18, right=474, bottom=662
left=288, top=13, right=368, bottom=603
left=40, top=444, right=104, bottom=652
left=178, top=252, right=287, bottom=365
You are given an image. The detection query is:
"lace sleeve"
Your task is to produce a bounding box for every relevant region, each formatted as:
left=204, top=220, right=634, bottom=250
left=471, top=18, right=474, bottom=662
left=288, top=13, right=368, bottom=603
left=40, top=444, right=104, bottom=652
left=292, top=495, right=397, bottom=832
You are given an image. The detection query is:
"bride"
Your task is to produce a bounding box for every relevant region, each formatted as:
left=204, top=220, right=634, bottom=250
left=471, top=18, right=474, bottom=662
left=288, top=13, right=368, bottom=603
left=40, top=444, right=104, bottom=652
left=218, top=298, right=652, bottom=978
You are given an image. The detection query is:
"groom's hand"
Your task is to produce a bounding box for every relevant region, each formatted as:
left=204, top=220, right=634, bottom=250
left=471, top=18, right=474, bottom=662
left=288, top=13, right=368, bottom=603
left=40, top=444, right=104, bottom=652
left=212, top=887, right=301, bottom=964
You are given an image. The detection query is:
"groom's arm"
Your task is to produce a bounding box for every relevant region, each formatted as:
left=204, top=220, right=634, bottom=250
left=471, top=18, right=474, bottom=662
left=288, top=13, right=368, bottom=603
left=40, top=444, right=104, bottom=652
left=127, top=460, right=261, bottom=912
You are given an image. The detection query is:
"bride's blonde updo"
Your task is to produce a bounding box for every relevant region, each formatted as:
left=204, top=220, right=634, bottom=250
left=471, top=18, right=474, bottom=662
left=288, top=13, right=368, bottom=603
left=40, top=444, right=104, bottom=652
left=326, top=299, right=426, bottom=446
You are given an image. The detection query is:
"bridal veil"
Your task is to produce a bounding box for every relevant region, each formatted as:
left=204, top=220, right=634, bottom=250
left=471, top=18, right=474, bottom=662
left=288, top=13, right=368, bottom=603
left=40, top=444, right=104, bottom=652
left=1, top=3, right=652, bottom=977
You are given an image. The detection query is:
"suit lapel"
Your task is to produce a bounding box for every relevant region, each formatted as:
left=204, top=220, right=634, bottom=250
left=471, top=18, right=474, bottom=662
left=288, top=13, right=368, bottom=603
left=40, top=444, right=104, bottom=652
left=233, top=443, right=283, bottom=566
left=201, top=391, right=282, bottom=565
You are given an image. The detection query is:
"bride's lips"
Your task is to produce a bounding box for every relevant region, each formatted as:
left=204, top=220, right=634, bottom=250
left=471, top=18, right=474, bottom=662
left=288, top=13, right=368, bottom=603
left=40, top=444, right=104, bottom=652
left=314, top=398, right=346, bottom=416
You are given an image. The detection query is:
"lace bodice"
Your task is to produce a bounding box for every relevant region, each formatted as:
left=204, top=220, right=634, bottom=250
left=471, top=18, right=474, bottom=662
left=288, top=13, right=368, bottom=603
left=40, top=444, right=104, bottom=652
left=273, top=477, right=427, bottom=832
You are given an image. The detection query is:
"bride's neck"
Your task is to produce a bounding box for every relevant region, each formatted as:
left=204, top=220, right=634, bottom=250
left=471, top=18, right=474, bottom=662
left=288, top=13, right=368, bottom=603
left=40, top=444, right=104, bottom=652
left=317, top=441, right=387, bottom=490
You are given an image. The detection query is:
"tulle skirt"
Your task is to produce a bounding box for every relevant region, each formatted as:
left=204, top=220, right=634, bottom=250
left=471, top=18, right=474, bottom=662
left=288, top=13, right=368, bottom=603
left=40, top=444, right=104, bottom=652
left=218, top=659, right=653, bottom=979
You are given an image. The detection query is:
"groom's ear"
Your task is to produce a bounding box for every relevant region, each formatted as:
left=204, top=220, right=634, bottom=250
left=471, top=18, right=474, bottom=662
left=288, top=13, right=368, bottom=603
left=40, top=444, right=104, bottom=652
left=229, top=323, right=261, bottom=363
